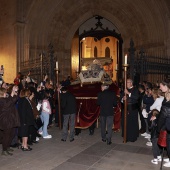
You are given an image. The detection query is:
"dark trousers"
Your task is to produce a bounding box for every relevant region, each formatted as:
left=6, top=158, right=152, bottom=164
left=28, top=125, right=37, bottom=142
left=100, top=116, right=113, bottom=142
left=62, top=114, right=75, bottom=140
left=1, top=128, right=15, bottom=151
left=89, top=121, right=96, bottom=133
left=151, top=137, right=161, bottom=158
left=49, top=113, right=53, bottom=125
left=11, top=128, right=18, bottom=145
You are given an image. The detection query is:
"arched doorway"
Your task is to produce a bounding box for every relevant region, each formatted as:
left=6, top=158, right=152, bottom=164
left=71, top=15, right=123, bottom=82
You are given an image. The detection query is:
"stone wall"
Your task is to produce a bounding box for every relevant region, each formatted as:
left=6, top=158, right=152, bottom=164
left=0, top=0, right=170, bottom=82
left=0, top=0, right=17, bottom=83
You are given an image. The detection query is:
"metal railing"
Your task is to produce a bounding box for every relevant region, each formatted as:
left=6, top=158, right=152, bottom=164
left=128, top=39, right=170, bottom=84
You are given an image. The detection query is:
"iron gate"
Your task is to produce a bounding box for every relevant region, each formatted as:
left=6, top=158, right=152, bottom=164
left=128, top=39, right=170, bottom=85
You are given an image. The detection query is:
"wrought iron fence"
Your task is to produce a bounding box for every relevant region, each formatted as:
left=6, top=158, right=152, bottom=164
left=128, top=39, right=170, bottom=85
left=20, top=43, right=56, bottom=83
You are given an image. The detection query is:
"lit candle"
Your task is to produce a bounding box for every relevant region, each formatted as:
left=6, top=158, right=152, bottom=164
left=56, top=61, right=58, bottom=69
left=125, top=54, right=127, bottom=64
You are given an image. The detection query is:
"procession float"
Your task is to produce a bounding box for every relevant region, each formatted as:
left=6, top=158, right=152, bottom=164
left=68, top=59, right=121, bottom=131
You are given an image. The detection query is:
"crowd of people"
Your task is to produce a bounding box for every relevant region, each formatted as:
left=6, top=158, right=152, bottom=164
left=0, top=71, right=170, bottom=168
left=120, top=79, right=170, bottom=167
left=0, top=72, right=57, bottom=155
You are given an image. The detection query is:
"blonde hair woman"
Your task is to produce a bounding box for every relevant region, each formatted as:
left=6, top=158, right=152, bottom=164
left=149, top=88, right=164, bottom=164
left=159, top=80, right=170, bottom=167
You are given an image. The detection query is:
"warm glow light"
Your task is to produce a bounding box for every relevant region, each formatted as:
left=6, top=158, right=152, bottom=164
left=82, top=66, right=87, bottom=71
left=82, top=38, right=86, bottom=41
left=125, top=54, right=127, bottom=64
left=56, top=61, right=58, bottom=69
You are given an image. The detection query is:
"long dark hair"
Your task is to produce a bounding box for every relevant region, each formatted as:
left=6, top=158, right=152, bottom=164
left=42, top=90, right=50, bottom=100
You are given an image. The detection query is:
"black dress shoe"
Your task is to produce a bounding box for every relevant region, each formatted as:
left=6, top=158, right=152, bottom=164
left=32, top=140, right=39, bottom=144
left=70, top=138, right=74, bottom=142
left=107, top=141, right=112, bottom=145
left=139, top=129, right=146, bottom=134
left=27, top=141, right=33, bottom=145
left=102, top=139, right=106, bottom=142
left=36, top=133, right=42, bottom=137
left=21, top=147, right=32, bottom=151
left=89, top=130, right=94, bottom=135
left=61, top=139, right=66, bottom=142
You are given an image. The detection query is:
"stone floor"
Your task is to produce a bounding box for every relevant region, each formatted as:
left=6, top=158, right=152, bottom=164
left=0, top=126, right=167, bottom=170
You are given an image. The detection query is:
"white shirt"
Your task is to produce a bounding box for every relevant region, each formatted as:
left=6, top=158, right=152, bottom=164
left=42, top=100, right=51, bottom=114
left=150, top=96, right=164, bottom=112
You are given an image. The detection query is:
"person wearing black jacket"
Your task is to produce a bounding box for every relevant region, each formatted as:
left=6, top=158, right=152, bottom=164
left=97, top=83, right=117, bottom=145
left=149, top=109, right=161, bottom=164
left=159, top=80, right=170, bottom=167
left=60, top=87, right=76, bottom=142
left=0, top=86, right=20, bottom=156
left=18, top=89, right=34, bottom=151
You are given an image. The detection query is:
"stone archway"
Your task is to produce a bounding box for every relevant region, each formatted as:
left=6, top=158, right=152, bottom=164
left=13, top=0, right=170, bottom=82
left=60, top=12, right=124, bottom=80
left=69, top=15, right=124, bottom=81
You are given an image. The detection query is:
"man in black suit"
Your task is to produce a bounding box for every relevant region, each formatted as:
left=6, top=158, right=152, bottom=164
left=97, top=83, right=117, bottom=145
left=60, top=87, right=76, bottom=142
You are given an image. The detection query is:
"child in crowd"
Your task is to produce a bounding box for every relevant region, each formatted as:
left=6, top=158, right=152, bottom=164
left=39, top=90, right=52, bottom=139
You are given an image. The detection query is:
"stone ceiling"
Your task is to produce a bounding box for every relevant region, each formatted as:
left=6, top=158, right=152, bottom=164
left=1, top=0, right=170, bottom=54
left=0, top=0, right=170, bottom=82
left=21, top=0, right=169, bottom=54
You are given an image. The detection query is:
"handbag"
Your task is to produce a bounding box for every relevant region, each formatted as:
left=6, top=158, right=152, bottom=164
left=157, top=130, right=167, bottom=147
left=34, top=117, right=43, bottom=129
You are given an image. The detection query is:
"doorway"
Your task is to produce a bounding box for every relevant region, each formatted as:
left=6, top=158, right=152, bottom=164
left=71, top=15, right=123, bottom=82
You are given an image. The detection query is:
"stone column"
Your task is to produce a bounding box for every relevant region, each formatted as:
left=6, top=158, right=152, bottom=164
left=14, top=22, right=25, bottom=72
left=166, top=17, right=170, bottom=57
left=15, top=0, right=25, bottom=72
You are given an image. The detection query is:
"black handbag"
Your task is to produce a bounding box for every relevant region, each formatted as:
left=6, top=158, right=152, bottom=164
left=34, top=117, right=43, bottom=129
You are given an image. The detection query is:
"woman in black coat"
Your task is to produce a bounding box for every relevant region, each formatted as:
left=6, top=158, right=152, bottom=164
left=18, top=89, right=34, bottom=151
left=0, top=85, right=20, bottom=156
left=159, top=80, right=170, bottom=167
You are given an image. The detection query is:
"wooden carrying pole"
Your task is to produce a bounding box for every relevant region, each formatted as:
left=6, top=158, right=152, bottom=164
left=56, top=68, right=61, bottom=130
left=40, top=53, right=43, bottom=81
left=123, top=64, right=128, bottom=143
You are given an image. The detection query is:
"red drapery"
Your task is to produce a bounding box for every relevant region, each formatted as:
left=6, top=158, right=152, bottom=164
left=68, top=82, right=121, bottom=129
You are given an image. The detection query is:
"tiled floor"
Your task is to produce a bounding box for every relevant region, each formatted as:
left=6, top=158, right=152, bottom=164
left=0, top=126, right=167, bottom=170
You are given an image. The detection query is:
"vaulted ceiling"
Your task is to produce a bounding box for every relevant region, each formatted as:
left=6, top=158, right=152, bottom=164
left=0, top=0, right=169, bottom=53
left=0, top=0, right=170, bottom=82
left=20, top=0, right=169, bottom=54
